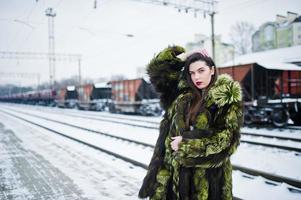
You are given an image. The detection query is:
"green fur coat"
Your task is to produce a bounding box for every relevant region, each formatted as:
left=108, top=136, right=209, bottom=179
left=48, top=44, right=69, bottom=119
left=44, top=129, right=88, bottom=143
left=139, top=46, right=243, bottom=200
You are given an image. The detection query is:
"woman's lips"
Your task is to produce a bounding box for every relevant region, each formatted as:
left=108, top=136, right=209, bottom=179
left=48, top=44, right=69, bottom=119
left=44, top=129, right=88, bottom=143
left=196, top=81, right=202, bottom=86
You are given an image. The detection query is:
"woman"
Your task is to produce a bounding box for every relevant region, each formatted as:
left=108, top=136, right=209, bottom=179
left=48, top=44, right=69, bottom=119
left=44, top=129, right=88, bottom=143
left=139, top=46, right=243, bottom=200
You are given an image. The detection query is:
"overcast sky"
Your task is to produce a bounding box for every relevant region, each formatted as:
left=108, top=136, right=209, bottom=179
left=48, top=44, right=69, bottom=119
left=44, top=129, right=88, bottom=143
left=1, top=0, right=301, bottom=86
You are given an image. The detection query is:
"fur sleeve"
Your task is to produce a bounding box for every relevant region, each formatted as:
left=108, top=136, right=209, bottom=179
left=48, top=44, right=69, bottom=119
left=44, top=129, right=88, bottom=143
left=146, top=45, right=185, bottom=110
left=176, top=101, right=243, bottom=168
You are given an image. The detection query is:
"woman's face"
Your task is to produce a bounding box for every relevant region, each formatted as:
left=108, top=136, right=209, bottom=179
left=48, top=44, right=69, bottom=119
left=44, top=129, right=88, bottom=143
left=189, top=60, right=214, bottom=89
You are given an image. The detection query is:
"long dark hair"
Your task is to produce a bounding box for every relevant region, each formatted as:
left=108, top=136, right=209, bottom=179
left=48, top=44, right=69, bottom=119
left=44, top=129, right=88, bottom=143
left=183, top=52, right=217, bottom=128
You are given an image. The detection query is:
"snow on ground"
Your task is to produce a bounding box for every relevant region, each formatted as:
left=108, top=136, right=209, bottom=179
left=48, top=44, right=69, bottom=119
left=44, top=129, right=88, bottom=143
left=0, top=103, right=301, bottom=199
left=0, top=107, right=154, bottom=167
left=1, top=105, right=158, bottom=147
left=0, top=112, right=146, bottom=200
left=232, top=143, right=301, bottom=180
left=0, top=104, right=300, bottom=182
left=232, top=171, right=300, bottom=200
left=0, top=123, right=87, bottom=200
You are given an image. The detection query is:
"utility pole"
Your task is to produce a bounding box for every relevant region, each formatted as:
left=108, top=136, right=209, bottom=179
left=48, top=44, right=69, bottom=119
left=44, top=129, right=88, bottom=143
left=45, top=8, right=56, bottom=88
left=209, top=11, right=216, bottom=62
left=78, top=57, right=82, bottom=85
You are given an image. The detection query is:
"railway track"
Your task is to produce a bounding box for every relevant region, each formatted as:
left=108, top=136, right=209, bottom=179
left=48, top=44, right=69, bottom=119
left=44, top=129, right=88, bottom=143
left=41, top=105, right=301, bottom=131
left=245, top=124, right=301, bottom=131
left=3, top=108, right=301, bottom=155
left=2, top=108, right=301, bottom=155
left=1, top=108, right=155, bottom=148
left=0, top=107, right=301, bottom=193
left=0, top=109, right=152, bottom=169
left=7, top=103, right=301, bottom=132
left=9, top=106, right=301, bottom=153
left=76, top=115, right=301, bottom=144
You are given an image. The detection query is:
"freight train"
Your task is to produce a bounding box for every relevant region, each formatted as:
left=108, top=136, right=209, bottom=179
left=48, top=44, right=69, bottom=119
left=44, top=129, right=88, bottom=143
left=218, top=63, right=301, bottom=127
left=1, top=62, right=301, bottom=126
left=0, top=78, right=162, bottom=116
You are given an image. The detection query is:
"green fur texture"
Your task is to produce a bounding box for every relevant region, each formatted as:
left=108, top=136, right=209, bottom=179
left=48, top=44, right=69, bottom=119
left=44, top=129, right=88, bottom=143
left=207, top=74, right=242, bottom=108
left=146, top=45, right=185, bottom=110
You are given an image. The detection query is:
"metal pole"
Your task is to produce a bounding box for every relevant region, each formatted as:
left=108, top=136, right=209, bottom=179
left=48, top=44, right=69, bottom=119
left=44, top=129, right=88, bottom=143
left=280, top=72, right=283, bottom=103
left=78, top=58, right=82, bottom=85
left=210, top=12, right=215, bottom=63
left=45, top=8, right=56, bottom=88
left=251, top=64, right=255, bottom=101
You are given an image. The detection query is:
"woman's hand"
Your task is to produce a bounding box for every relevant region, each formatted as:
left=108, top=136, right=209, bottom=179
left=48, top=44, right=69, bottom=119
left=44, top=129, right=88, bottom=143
left=176, top=52, right=188, bottom=61
left=171, top=136, right=183, bottom=151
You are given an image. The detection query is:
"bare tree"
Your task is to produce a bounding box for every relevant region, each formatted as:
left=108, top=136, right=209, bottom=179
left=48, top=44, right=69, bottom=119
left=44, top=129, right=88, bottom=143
left=229, top=21, right=255, bottom=55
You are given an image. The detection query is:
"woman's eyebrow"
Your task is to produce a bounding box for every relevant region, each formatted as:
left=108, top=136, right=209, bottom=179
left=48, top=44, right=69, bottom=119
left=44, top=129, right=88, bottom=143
left=189, top=67, right=205, bottom=72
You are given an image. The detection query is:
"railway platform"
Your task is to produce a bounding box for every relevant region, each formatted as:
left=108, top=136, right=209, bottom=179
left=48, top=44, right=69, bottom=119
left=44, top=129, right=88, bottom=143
left=0, top=123, right=87, bottom=200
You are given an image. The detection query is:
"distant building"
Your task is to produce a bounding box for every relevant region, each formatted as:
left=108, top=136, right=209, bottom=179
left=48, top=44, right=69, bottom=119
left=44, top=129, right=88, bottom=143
left=252, top=11, right=301, bottom=52
left=136, top=66, right=147, bottom=79
left=186, top=34, right=235, bottom=66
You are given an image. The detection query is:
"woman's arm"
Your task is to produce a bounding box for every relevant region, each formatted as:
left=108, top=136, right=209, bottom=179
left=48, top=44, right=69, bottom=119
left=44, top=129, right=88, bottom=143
left=146, top=45, right=185, bottom=110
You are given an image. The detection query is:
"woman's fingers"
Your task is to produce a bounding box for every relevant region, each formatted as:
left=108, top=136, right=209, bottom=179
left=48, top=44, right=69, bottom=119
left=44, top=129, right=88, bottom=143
left=176, top=52, right=187, bottom=61
left=171, top=136, right=182, bottom=151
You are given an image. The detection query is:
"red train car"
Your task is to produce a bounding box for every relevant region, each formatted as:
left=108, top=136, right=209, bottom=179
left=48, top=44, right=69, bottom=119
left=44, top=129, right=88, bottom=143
left=275, top=71, right=301, bottom=96
left=37, top=89, right=56, bottom=106
left=76, top=83, right=111, bottom=111
left=218, top=62, right=301, bottom=126
left=55, top=86, right=78, bottom=108
left=217, top=64, right=301, bottom=101
left=109, top=78, right=161, bottom=115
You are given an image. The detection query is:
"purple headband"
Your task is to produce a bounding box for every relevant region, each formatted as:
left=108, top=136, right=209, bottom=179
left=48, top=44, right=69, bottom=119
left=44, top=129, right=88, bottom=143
left=195, top=49, right=209, bottom=57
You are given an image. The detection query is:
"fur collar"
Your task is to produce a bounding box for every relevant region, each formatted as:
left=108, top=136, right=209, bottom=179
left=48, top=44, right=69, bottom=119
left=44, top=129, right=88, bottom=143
left=178, top=74, right=242, bottom=108
left=207, top=74, right=242, bottom=107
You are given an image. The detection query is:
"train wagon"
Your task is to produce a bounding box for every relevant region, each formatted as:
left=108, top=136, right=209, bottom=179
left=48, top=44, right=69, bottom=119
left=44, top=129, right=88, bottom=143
left=218, top=63, right=301, bottom=126
left=77, top=82, right=111, bottom=111
left=109, top=78, right=162, bottom=116
left=36, top=89, right=57, bottom=106
left=55, top=86, right=78, bottom=108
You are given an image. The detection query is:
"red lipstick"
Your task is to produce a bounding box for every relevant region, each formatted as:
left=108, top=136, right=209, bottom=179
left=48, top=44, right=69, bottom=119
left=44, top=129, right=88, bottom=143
left=196, top=81, right=202, bottom=86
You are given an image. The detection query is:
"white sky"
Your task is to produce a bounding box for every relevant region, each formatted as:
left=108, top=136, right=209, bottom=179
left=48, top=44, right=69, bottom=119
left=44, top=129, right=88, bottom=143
left=0, top=0, right=301, bottom=86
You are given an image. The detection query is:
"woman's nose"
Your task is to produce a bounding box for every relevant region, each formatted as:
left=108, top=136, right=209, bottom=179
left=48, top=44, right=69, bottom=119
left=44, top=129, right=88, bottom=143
left=195, top=73, right=201, bottom=79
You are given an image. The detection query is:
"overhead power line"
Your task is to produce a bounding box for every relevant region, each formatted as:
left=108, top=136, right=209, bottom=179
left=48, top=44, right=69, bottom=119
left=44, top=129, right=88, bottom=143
left=128, top=0, right=218, bottom=62
left=0, top=51, right=81, bottom=61
left=0, top=72, right=41, bottom=88
left=0, top=72, right=40, bottom=79
left=0, top=51, right=82, bottom=86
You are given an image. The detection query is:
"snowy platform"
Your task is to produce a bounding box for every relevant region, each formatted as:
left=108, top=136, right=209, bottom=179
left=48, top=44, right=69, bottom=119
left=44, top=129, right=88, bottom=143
left=0, top=116, right=145, bottom=200
left=0, top=123, right=88, bottom=199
